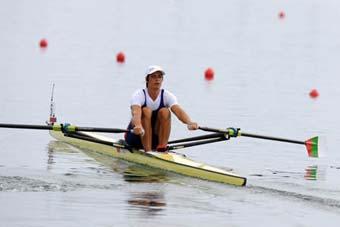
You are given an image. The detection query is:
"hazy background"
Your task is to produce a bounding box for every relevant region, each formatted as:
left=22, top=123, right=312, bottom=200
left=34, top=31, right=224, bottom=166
left=1, top=0, right=340, bottom=226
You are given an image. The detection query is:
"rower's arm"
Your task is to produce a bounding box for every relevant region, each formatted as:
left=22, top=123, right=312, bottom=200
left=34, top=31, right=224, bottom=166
left=130, top=105, right=144, bottom=134
left=171, top=104, right=198, bottom=130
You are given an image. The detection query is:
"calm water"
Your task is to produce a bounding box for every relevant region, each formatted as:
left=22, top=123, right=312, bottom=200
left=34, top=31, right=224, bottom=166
left=1, top=0, right=340, bottom=226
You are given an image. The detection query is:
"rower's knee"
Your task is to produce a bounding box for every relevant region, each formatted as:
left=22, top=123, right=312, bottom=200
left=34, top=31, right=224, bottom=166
left=158, top=108, right=171, bottom=121
left=142, top=107, right=152, bottom=119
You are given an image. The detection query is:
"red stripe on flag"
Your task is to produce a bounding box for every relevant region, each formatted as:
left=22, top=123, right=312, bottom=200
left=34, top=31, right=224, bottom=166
left=305, top=140, right=313, bottom=156
left=305, top=137, right=318, bottom=158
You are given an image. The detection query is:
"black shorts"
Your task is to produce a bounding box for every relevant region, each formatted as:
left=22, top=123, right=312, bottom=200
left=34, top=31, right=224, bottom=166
left=124, top=111, right=159, bottom=150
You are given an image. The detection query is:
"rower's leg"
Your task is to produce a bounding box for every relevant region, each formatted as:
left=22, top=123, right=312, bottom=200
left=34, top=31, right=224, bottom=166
left=156, top=108, right=171, bottom=146
left=141, top=107, right=152, bottom=151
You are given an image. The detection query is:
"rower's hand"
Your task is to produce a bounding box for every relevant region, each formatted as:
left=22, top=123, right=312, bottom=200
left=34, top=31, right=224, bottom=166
left=187, top=122, right=198, bottom=130
left=133, top=125, right=145, bottom=136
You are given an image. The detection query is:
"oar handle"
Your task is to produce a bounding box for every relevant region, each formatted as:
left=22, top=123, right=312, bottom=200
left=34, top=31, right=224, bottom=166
left=199, top=126, right=239, bottom=137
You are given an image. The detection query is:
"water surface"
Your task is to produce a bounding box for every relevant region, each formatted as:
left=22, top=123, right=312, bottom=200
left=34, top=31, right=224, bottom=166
left=1, top=0, right=340, bottom=226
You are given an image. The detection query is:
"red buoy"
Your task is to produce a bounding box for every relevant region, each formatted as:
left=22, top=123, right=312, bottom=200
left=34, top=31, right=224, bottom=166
left=39, top=39, right=48, bottom=48
left=278, top=11, right=285, bottom=19
left=116, top=52, right=125, bottom=63
left=309, top=89, right=319, bottom=98
left=204, top=68, right=214, bottom=81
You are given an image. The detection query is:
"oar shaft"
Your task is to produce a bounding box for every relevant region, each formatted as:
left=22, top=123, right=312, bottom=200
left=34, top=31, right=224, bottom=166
left=0, top=123, right=52, bottom=130
left=65, top=131, right=132, bottom=150
left=169, top=137, right=227, bottom=150
left=0, top=123, right=130, bottom=133
left=199, top=126, right=306, bottom=145
left=74, top=127, right=128, bottom=133
left=240, top=132, right=305, bottom=145
left=168, top=132, right=225, bottom=144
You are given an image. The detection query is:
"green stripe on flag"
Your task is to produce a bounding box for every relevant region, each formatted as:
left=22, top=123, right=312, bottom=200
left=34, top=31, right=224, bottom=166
left=305, top=136, right=318, bottom=158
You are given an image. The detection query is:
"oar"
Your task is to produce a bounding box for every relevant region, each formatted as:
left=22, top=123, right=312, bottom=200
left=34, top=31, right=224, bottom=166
left=168, top=137, right=227, bottom=151
left=0, top=123, right=130, bottom=133
left=199, top=126, right=319, bottom=158
left=65, top=131, right=133, bottom=151
left=168, top=132, right=225, bottom=144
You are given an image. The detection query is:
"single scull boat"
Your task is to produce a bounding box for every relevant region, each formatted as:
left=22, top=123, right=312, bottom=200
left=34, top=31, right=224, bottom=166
left=49, top=128, right=247, bottom=186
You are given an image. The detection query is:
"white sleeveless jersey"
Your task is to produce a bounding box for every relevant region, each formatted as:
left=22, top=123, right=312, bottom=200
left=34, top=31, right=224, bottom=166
left=130, top=89, right=178, bottom=111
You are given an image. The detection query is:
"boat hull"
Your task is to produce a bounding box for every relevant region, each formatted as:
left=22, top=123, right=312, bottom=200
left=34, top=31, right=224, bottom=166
left=49, top=130, right=246, bottom=186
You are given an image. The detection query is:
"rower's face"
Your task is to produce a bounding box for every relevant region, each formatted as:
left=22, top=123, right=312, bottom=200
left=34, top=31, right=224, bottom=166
left=147, top=71, right=163, bottom=88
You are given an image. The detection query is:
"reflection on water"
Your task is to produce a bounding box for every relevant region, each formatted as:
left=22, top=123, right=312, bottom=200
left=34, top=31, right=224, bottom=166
left=48, top=141, right=168, bottom=217
left=261, top=165, right=326, bottom=182
left=47, top=141, right=168, bottom=182
left=304, top=165, right=318, bottom=180
left=47, top=143, right=54, bottom=166
left=47, top=140, right=169, bottom=183
left=47, top=140, right=90, bottom=174
left=47, top=140, right=77, bottom=154
left=127, top=191, right=166, bottom=216
left=47, top=141, right=74, bottom=168
left=123, top=165, right=168, bottom=183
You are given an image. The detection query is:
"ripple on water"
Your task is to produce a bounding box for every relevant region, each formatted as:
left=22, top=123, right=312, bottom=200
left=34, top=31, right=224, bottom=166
left=0, top=175, right=123, bottom=192
left=247, top=185, right=340, bottom=210
left=0, top=175, right=72, bottom=192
